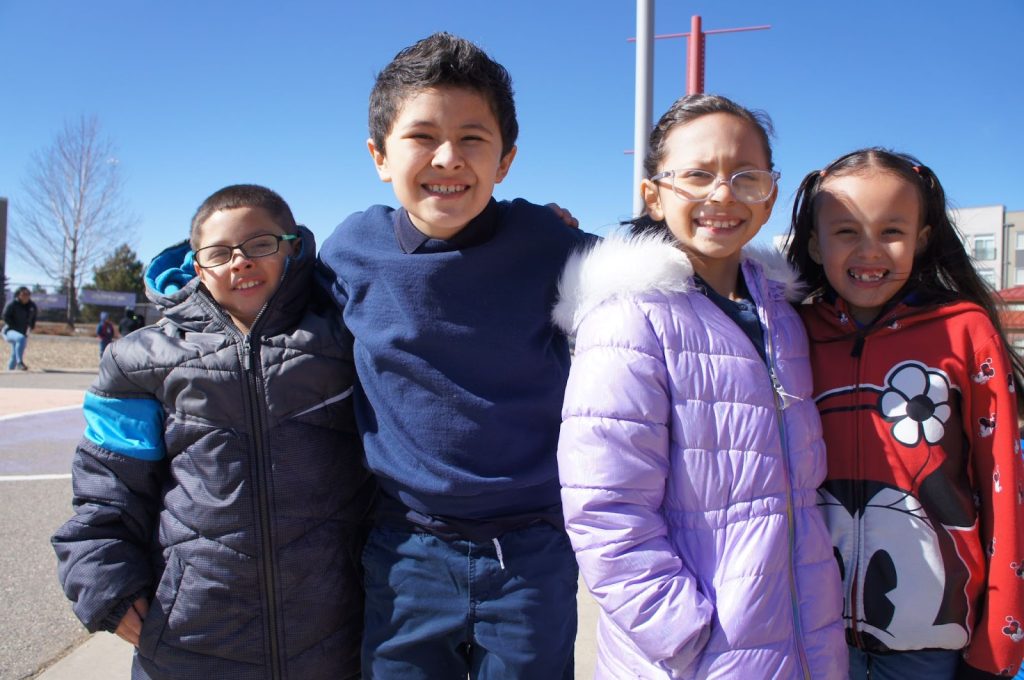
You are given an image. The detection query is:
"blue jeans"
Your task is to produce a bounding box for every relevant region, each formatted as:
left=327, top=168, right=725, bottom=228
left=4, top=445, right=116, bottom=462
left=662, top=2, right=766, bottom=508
left=4, top=329, right=26, bottom=369
left=849, top=645, right=959, bottom=679
left=361, top=522, right=578, bottom=679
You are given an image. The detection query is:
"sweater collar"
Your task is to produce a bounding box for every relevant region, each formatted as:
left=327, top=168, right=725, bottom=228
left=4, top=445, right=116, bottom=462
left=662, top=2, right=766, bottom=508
left=393, top=199, right=499, bottom=253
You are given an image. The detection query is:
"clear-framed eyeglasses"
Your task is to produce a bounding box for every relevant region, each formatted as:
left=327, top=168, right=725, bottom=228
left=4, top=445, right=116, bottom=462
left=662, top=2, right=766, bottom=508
left=649, top=168, right=780, bottom=204
left=194, top=233, right=299, bottom=269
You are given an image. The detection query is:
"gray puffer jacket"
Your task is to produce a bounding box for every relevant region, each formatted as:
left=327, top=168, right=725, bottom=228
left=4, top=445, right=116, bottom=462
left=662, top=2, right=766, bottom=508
left=52, top=228, right=373, bottom=680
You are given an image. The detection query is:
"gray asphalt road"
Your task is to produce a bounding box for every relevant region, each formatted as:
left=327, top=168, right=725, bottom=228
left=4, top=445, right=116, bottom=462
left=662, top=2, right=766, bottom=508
left=0, top=408, right=90, bottom=680
left=0, top=479, right=89, bottom=680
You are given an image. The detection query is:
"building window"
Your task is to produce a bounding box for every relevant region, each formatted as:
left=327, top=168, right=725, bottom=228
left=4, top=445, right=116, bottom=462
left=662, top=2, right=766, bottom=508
left=974, top=235, right=996, bottom=261
left=1017, top=268, right=1024, bottom=286
left=1017, top=232, right=1024, bottom=251
left=979, top=268, right=997, bottom=287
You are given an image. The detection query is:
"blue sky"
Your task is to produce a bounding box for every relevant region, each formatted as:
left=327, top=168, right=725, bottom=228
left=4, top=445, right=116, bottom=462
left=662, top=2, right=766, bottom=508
left=1, top=0, right=1022, bottom=288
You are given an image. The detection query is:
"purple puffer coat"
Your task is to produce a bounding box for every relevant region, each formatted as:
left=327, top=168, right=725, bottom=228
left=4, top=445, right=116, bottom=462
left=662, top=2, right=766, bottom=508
left=554, top=236, right=846, bottom=679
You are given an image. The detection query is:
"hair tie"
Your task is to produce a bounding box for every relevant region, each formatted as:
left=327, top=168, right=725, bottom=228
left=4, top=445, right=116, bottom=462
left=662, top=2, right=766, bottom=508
left=912, top=165, right=921, bottom=174
left=819, top=169, right=827, bottom=178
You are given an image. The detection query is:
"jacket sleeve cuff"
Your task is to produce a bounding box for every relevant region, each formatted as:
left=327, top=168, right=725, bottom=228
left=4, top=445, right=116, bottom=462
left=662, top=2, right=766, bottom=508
left=99, top=589, right=148, bottom=633
left=657, top=623, right=712, bottom=678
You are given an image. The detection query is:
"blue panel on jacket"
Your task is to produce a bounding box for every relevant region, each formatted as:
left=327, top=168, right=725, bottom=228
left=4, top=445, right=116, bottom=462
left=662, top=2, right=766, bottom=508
left=83, top=392, right=166, bottom=460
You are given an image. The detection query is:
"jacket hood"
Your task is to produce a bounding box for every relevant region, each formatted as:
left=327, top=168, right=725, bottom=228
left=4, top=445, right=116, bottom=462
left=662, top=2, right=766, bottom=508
left=801, top=293, right=984, bottom=343
left=143, top=225, right=318, bottom=333
left=552, top=233, right=804, bottom=334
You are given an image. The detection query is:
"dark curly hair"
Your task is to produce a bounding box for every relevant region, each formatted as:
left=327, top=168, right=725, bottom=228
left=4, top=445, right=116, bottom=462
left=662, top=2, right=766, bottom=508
left=369, top=32, right=517, bottom=158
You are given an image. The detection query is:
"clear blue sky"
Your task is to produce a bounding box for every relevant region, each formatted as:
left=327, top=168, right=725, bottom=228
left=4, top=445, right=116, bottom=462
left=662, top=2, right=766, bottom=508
left=1, top=0, right=1022, bottom=288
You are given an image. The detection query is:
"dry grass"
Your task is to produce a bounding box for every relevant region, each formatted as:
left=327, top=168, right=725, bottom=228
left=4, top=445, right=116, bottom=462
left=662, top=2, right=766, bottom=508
left=1, top=332, right=102, bottom=371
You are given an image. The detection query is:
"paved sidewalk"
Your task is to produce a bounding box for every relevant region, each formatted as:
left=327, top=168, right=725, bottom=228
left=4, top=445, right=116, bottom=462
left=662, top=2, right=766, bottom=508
left=35, top=634, right=133, bottom=679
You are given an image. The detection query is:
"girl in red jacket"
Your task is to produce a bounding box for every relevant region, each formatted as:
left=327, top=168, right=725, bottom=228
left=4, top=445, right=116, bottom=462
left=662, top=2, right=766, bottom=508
left=787, top=148, right=1024, bottom=679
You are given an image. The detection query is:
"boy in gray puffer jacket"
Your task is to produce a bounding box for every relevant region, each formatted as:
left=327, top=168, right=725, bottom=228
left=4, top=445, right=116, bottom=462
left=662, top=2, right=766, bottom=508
left=52, top=185, right=374, bottom=680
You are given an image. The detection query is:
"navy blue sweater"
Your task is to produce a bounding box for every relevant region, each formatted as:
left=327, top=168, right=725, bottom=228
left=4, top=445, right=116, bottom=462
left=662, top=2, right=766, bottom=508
left=318, top=198, right=592, bottom=522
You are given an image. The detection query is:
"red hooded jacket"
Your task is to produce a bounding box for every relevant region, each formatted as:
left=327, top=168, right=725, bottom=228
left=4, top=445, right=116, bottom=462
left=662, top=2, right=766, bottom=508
left=801, top=295, right=1024, bottom=677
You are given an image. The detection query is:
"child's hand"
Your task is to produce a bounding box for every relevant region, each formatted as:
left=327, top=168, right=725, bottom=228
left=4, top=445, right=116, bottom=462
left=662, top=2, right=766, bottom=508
left=114, top=597, right=149, bottom=647
left=546, top=203, right=579, bottom=229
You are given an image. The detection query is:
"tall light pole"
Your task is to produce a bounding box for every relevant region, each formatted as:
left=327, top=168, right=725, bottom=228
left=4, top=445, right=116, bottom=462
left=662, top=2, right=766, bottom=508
left=632, top=0, right=654, bottom=218
left=0, top=198, right=7, bottom=304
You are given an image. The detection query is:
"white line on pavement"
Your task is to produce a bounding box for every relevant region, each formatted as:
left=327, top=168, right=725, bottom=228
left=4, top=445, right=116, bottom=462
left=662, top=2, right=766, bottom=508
left=0, top=405, right=80, bottom=422
left=0, top=474, right=72, bottom=482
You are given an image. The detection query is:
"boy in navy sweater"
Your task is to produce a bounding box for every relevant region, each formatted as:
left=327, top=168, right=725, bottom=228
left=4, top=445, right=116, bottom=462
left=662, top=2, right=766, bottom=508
left=317, top=32, right=591, bottom=679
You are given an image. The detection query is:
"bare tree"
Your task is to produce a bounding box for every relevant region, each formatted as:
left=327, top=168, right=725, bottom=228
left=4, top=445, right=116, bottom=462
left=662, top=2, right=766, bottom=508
left=12, top=116, right=134, bottom=325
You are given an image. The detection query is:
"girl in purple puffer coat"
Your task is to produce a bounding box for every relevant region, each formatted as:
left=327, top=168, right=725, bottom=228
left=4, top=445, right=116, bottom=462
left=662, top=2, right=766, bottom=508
left=554, top=94, right=846, bottom=679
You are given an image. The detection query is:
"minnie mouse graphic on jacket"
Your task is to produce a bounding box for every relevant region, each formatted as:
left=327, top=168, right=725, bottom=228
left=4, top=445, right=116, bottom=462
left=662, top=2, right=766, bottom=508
left=803, top=293, right=1024, bottom=677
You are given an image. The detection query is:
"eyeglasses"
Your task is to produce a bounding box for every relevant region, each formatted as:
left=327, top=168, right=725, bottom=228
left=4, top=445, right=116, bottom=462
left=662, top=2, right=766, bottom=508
left=649, top=168, right=780, bottom=204
left=194, top=233, right=298, bottom=269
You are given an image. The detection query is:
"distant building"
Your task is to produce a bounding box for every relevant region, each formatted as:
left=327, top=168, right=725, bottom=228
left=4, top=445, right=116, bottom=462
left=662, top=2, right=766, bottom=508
left=1003, top=209, right=1024, bottom=287
left=997, top=285, right=1024, bottom=355
left=953, top=205, right=1006, bottom=289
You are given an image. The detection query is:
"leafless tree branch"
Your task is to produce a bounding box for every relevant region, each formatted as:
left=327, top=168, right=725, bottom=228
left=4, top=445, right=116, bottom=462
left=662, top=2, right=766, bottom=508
left=11, top=116, right=136, bottom=324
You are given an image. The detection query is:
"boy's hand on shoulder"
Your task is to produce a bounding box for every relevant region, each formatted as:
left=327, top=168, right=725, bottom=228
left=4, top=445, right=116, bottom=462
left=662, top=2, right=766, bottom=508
left=546, top=203, right=579, bottom=229
left=115, top=597, right=149, bottom=647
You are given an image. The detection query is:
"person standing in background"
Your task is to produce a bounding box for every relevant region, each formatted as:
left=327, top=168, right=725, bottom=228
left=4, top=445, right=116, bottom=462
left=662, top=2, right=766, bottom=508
left=3, top=286, right=37, bottom=370
left=95, top=311, right=116, bottom=356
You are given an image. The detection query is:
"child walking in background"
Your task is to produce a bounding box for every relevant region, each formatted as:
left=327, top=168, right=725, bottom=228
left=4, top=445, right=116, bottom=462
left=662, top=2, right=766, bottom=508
left=787, top=148, right=1024, bottom=679
left=554, top=93, right=846, bottom=679
left=53, top=184, right=373, bottom=679
left=95, top=310, right=115, bottom=355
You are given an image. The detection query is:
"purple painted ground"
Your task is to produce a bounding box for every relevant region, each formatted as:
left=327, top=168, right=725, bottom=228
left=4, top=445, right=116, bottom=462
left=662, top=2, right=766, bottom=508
left=0, top=408, right=83, bottom=475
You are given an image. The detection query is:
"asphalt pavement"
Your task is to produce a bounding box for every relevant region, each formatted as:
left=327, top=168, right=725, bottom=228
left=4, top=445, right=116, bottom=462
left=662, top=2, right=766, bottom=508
left=0, top=368, right=599, bottom=679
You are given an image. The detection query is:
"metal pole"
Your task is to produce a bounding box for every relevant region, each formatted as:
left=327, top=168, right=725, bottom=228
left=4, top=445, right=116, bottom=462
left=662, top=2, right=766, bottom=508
left=0, top=198, right=7, bottom=304
left=633, top=0, right=654, bottom=218
left=686, top=15, right=704, bottom=94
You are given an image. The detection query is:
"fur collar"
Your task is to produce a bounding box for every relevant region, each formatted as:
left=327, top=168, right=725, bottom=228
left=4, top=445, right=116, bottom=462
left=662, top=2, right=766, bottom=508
left=552, top=233, right=804, bottom=334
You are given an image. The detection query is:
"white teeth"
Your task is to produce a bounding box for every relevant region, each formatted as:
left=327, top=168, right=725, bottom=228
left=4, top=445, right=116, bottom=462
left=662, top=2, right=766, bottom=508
left=849, top=270, right=886, bottom=282
left=236, top=280, right=261, bottom=290
left=698, top=218, right=740, bottom=229
left=426, top=184, right=467, bottom=194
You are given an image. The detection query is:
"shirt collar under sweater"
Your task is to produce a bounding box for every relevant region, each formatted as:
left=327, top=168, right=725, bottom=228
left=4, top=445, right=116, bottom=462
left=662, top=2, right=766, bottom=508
left=394, top=198, right=500, bottom=253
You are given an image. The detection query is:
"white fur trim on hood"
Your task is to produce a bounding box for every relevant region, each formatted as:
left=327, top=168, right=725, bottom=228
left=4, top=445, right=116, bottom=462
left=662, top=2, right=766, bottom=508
left=552, top=234, right=805, bottom=334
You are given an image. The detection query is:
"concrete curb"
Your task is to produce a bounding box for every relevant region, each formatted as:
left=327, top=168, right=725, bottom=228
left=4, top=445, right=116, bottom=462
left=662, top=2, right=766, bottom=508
left=34, top=634, right=133, bottom=679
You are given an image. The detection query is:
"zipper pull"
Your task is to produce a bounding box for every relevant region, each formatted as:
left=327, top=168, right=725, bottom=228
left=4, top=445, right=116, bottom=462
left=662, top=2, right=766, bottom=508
left=242, top=337, right=251, bottom=370
left=851, top=334, right=864, bottom=358
left=770, top=369, right=799, bottom=409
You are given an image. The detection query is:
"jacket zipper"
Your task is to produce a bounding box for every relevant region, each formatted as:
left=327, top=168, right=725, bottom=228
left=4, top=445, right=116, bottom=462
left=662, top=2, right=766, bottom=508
left=193, top=255, right=295, bottom=679
left=241, top=331, right=283, bottom=680
left=755, top=276, right=812, bottom=680
left=847, top=314, right=866, bottom=650
left=201, top=292, right=284, bottom=679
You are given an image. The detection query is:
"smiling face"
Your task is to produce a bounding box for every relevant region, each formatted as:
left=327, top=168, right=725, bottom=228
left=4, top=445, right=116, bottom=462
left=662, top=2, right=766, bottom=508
left=640, top=113, right=776, bottom=292
left=810, top=169, right=930, bottom=325
left=193, top=206, right=295, bottom=334
left=368, top=86, right=516, bottom=240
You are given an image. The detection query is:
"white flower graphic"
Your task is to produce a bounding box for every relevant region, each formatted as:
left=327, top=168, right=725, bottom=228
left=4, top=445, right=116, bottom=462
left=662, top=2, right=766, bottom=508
left=879, top=362, right=953, bottom=447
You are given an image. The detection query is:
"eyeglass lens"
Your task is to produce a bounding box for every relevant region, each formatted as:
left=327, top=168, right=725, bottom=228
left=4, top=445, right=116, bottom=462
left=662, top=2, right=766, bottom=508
left=196, top=234, right=282, bottom=267
left=668, top=170, right=775, bottom=203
